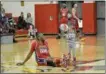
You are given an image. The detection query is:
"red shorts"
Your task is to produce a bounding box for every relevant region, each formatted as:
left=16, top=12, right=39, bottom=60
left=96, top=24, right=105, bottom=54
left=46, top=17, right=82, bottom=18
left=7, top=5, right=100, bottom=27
left=70, top=18, right=79, bottom=31
left=60, top=17, right=68, bottom=24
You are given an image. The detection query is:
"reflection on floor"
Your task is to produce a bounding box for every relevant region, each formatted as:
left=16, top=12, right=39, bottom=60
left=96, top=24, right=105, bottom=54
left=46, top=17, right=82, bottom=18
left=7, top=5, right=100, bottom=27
left=1, top=35, right=105, bottom=73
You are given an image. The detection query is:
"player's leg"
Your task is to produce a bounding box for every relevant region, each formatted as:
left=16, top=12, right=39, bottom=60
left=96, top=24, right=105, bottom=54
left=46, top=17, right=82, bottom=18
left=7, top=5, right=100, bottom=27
left=68, top=41, right=76, bottom=66
left=56, top=28, right=61, bottom=39
left=71, top=43, right=76, bottom=67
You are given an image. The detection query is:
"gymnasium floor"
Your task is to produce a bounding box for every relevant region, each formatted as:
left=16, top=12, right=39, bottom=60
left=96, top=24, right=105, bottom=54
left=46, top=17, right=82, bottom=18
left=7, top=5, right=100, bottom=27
left=1, top=35, right=105, bottom=73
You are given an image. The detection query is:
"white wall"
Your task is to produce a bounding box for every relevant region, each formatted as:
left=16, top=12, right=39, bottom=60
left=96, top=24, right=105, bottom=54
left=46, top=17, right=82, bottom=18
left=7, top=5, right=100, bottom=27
left=84, top=0, right=95, bottom=3
left=1, top=0, right=95, bottom=25
left=1, top=1, right=58, bottom=25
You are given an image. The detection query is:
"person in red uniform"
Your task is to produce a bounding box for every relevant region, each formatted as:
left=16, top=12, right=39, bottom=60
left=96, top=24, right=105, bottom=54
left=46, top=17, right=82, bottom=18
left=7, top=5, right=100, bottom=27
left=70, top=3, right=81, bottom=40
left=70, top=3, right=80, bottom=32
left=17, top=33, right=60, bottom=67
left=56, top=4, right=69, bottom=39
left=60, top=4, right=68, bottom=17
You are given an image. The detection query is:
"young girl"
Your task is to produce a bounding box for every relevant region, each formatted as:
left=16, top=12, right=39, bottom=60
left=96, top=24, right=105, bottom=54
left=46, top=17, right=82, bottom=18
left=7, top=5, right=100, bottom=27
left=17, top=33, right=59, bottom=67
left=17, top=33, right=72, bottom=68
left=66, top=26, right=77, bottom=66
left=56, top=4, right=69, bottom=39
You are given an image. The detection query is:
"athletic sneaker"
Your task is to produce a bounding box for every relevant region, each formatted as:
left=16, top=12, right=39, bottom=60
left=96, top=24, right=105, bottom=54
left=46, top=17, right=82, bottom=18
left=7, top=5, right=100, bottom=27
left=73, top=57, right=76, bottom=67
left=56, top=35, right=61, bottom=39
left=13, top=39, right=17, bottom=43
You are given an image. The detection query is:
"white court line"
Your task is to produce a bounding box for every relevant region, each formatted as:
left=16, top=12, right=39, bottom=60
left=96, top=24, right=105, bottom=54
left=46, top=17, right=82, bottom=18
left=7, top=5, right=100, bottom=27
left=71, top=70, right=105, bottom=73
left=77, top=60, right=105, bottom=66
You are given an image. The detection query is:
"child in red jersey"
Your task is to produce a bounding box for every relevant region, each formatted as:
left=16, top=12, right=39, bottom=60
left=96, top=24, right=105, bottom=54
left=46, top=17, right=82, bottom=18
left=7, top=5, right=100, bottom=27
left=17, top=33, right=72, bottom=67
left=17, top=33, right=61, bottom=67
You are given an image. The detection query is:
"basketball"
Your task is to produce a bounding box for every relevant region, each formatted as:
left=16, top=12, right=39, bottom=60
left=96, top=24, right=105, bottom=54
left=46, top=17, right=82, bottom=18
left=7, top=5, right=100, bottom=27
left=60, top=23, right=69, bottom=32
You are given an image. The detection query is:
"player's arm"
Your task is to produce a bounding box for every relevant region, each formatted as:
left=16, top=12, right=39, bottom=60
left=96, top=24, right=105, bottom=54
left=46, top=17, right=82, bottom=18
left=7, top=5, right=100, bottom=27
left=17, top=41, right=35, bottom=66
left=22, top=51, right=33, bottom=65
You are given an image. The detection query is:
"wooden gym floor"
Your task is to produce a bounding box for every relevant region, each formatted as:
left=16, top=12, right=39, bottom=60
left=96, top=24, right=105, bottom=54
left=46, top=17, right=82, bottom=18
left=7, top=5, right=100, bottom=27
left=1, top=35, right=105, bottom=73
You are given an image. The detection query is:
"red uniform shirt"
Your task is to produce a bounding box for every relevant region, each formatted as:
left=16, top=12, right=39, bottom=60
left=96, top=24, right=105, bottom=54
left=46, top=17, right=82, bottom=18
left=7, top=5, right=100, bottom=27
left=60, top=8, right=68, bottom=17
left=70, top=12, right=79, bottom=31
left=30, top=40, right=50, bottom=59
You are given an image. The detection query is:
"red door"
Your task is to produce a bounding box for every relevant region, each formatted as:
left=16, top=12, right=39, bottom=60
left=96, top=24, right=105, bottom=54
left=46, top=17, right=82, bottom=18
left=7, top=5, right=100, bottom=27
left=82, top=3, right=97, bottom=34
left=35, top=4, right=59, bottom=34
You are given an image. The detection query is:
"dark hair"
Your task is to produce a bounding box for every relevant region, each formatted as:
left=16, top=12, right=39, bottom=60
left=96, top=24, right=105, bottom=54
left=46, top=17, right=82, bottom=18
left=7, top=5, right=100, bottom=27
left=72, top=2, right=77, bottom=8
left=62, top=3, right=66, bottom=8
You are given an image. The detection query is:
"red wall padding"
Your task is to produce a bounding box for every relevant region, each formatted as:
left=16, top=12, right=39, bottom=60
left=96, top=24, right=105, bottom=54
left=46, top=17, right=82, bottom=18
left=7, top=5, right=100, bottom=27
left=82, top=3, right=97, bottom=34
left=35, top=4, right=59, bottom=34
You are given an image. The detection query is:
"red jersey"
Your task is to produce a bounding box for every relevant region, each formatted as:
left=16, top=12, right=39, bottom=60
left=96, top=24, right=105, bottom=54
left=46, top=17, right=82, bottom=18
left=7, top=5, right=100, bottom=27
left=70, top=9, right=79, bottom=31
left=60, top=8, right=68, bottom=17
left=60, top=17, right=68, bottom=24
left=30, top=40, right=50, bottom=59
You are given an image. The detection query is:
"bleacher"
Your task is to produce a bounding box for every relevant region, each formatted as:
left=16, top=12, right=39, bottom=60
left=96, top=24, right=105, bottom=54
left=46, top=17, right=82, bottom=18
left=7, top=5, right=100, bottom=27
left=5, top=13, right=28, bottom=37
left=0, top=13, right=28, bottom=44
